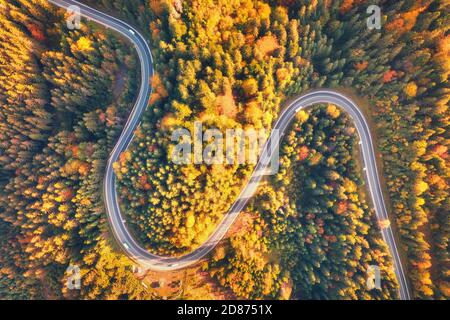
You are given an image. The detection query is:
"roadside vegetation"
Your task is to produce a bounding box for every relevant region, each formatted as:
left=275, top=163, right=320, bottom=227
left=116, top=0, right=449, bottom=299
left=0, top=0, right=150, bottom=299
left=0, top=0, right=448, bottom=300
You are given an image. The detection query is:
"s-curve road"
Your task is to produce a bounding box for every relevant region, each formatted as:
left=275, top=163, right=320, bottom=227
left=49, top=0, right=411, bottom=300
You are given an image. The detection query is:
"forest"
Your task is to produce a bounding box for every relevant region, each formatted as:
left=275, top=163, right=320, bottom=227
left=0, top=0, right=448, bottom=300
left=0, top=0, right=151, bottom=298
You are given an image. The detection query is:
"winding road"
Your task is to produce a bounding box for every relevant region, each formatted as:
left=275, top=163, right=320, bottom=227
left=49, top=0, right=411, bottom=300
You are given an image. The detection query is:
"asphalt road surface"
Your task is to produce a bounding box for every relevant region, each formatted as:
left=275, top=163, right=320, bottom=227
left=48, top=0, right=411, bottom=300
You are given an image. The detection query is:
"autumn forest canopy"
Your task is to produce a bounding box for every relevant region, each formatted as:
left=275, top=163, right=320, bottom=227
left=0, top=0, right=448, bottom=300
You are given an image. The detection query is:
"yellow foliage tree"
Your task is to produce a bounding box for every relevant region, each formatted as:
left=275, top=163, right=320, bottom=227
left=404, top=82, right=418, bottom=97
left=75, top=36, right=93, bottom=51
